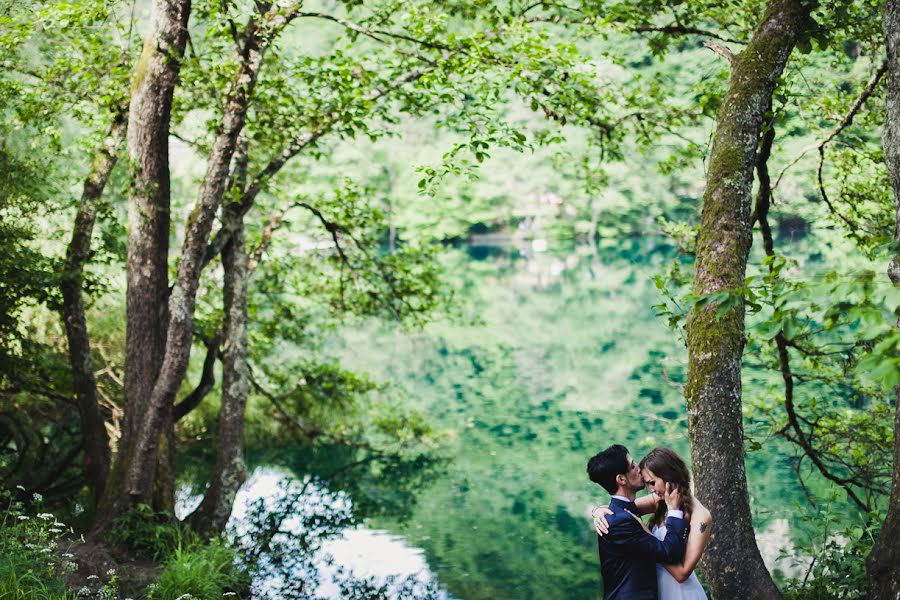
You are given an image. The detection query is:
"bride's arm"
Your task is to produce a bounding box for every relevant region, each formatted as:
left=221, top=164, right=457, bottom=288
left=663, top=500, right=712, bottom=583
left=635, top=494, right=660, bottom=516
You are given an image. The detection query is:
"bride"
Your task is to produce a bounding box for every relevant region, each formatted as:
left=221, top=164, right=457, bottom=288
left=593, top=447, right=712, bottom=599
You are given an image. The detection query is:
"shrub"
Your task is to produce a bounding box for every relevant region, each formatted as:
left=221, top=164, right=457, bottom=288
left=107, top=504, right=188, bottom=561
left=0, top=488, right=83, bottom=599
left=152, top=539, right=250, bottom=600
left=779, top=496, right=879, bottom=600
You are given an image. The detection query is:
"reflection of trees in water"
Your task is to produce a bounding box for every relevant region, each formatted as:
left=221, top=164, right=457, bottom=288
left=177, top=441, right=448, bottom=597
left=231, top=469, right=446, bottom=599
left=247, top=443, right=448, bottom=525
left=179, top=442, right=447, bottom=524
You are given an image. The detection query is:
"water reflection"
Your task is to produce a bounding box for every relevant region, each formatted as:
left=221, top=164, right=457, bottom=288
left=223, top=468, right=452, bottom=599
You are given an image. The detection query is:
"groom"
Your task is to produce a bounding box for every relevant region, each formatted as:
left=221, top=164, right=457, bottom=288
left=587, top=444, right=688, bottom=600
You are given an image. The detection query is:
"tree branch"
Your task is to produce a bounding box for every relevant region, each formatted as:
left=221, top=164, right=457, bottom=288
left=773, top=58, right=888, bottom=192
left=635, top=24, right=745, bottom=45
left=173, top=332, right=221, bottom=422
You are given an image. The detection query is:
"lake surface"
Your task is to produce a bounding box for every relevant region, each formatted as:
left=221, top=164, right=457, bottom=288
left=181, top=236, right=852, bottom=599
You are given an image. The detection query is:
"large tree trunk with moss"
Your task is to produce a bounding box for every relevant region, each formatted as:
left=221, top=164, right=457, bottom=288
left=186, top=210, right=250, bottom=537
left=684, top=1, right=810, bottom=597
left=96, top=0, right=191, bottom=526
left=61, top=107, right=127, bottom=499
left=866, top=0, right=900, bottom=596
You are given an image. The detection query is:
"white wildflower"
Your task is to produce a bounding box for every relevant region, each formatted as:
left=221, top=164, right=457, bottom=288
left=17, top=515, right=29, bottom=521
left=37, top=512, right=54, bottom=520
left=40, top=547, right=53, bottom=553
left=87, top=574, right=100, bottom=581
left=106, top=568, right=116, bottom=576
left=77, top=586, right=91, bottom=596
left=49, top=527, right=62, bottom=533
left=15, top=485, right=25, bottom=491
left=32, top=493, right=43, bottom=502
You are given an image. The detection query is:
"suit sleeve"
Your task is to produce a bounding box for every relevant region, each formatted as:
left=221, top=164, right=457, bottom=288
left=600, top=515, right=688, bottom=564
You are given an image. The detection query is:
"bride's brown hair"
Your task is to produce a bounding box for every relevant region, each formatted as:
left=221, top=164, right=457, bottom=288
left=639, top=447, right=694, bottom=527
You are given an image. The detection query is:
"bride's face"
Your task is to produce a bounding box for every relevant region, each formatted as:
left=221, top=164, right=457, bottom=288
left=641, top=466, right=667, bottom=499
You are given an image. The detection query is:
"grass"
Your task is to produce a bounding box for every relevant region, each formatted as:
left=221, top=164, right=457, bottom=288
left=151, top=539, right=250, bottom=600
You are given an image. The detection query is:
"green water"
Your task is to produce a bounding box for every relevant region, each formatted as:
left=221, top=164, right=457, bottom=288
left=237, top=237, right=846, bottom=599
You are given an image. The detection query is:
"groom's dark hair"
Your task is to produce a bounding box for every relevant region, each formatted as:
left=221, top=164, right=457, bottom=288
left=587, top=444, right=629, bottom=494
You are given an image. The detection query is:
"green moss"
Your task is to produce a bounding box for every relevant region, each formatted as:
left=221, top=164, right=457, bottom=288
left=131, top=38, right=156, bottom=95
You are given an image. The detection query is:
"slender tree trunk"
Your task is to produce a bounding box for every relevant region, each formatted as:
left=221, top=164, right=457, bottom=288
left=61, top=107, right=126, bottom=499
left=684, top=1, right=810, bottom=597
left=186, top=209, right=250, bottom=537
left=867, top=1, right=900, bottom=596
left=124, top=6, right=301, bottom=501
left=96, top=0, right=191, bottom=525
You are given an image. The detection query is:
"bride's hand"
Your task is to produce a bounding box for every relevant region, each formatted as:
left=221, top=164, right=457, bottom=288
left=664, top=481, right=683, bottom=511
left=624, top=509, right=651, bottom=534
left=592, top=506, right=613, bottom=535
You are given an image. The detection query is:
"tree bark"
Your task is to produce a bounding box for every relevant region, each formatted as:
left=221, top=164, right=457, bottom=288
left=124, top=5, right=301, bottom=501
left=96, top=0, right=191, bottom=525
left=61, top=107, right=126, bottom=499
left=866, top=0, right=900, bottom=596
left=684, top=1, right=810, bottom=597
left=186, top=208, right=250, bottom=537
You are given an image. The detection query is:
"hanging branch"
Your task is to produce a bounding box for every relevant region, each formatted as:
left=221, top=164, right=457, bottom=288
left=753, top=112, right=869, bottom=512
left=773, top=59, right=886, bottom=189
left=772, top=59, right=888, bottom=231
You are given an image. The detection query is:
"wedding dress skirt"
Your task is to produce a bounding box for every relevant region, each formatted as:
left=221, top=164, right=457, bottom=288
left=652, top=525, right=709, bottom=600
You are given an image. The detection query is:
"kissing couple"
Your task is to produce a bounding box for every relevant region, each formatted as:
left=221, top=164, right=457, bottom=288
left=587, top=445, right=713, bottom=600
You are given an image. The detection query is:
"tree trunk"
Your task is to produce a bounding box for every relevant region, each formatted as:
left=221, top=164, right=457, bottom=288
left=684, top=1, right=810, bottom=597
left=866, top=0, right=900, bottom=596
left=96, top=0, right=191, bottom=525
left=123, top=7, right=288, bottom=502
left=186, top=210, right=250, bottom=537
left=61, top=107, right=126, bottom=499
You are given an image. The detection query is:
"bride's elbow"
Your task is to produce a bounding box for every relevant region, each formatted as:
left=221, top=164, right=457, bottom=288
left=673, top=570, right=691, bottom=583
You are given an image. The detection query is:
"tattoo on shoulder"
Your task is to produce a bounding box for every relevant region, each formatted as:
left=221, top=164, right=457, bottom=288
left=699, top=521, right=709, bottom=533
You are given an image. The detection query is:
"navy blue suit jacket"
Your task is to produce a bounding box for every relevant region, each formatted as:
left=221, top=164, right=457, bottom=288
left=597, top=497, right=689, bottom=600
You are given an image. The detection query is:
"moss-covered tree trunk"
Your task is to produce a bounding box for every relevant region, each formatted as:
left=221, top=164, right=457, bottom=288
left=61, top=107, right=127, bottom=500
left=186, top=209, right=250, bottom=537
left=684, top=1, right=809, bottom=597
left=866, top=0, right=900, bottom=596
left=96, top=0, right=191, bottom=527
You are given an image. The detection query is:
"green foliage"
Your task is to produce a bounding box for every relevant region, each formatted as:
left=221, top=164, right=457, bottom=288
left=780, top=490, right=880, bottom=600
left=151, top=539, right=250, bottom=600
left=106, top=504, right=188, bottom=562
left=0, top=489, right=74, bottom=599
left=0, top=488, right=120, bottom=599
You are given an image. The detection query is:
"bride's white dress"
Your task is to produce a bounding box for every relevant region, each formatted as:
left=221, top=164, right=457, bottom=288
left=652, top=524, right=708, bottom=600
